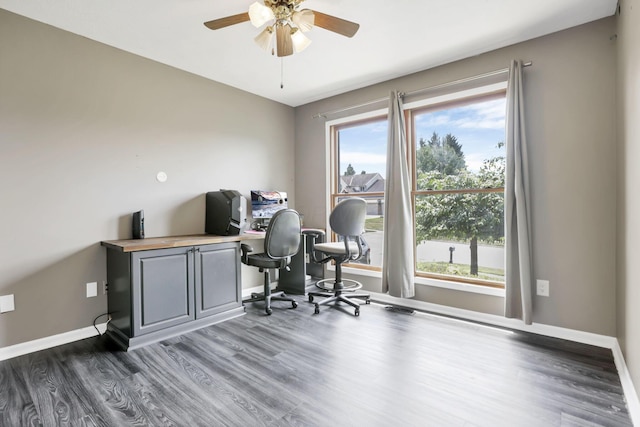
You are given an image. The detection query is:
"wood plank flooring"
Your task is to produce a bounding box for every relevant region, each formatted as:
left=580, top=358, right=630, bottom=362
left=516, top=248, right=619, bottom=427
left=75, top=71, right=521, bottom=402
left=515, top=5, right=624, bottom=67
left=0, top=300, right=633, bottom=426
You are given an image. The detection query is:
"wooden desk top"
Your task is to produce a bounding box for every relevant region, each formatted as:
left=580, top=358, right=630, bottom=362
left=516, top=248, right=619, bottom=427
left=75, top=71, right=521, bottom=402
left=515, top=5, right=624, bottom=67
left=101, top=233, right=264, bottom=253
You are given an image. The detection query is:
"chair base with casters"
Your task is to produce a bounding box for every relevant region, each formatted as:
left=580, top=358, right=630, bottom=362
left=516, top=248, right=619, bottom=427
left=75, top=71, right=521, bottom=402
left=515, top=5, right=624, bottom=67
left=242, top=267, right=297, bottom=316
left=308, top=268, right=370, bottom=317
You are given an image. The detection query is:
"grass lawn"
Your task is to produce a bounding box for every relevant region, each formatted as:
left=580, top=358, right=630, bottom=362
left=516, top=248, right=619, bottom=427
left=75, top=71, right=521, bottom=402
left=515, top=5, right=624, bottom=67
left=364, top=217, right=503, bottom=283
left=365, top=216, right=384, bottom=231
left=416, top=261, right=504, bottom=282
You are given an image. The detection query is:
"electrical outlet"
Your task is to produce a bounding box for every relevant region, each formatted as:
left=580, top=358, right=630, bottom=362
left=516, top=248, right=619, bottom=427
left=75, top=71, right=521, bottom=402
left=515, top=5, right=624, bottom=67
left=536, top=279, right=550, bottom=297
left=102, top=281, right=108, bottom=295
left=0, top=294, right=15, bottom=313
left=86, top=282, right=98, bottom=298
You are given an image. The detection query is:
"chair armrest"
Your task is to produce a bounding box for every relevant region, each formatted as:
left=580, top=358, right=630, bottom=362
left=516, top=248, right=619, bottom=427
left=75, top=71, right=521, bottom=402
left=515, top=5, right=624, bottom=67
left=279, top=257, right=292, bottom=271
left=303, top=229, right=326, bottom=263
left=240, top=243, right=253, bottom=264
left=302, top=229, right=325, bottom=239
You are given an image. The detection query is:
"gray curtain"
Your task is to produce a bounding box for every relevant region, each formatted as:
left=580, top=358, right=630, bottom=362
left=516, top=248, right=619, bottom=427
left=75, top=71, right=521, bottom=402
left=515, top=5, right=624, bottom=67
left=382, top=91, right=415, bottom=298
left=504, top=60, right=533, bottom=324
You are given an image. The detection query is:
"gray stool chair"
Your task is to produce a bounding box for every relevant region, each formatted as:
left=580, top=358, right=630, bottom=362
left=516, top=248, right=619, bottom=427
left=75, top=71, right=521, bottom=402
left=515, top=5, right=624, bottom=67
left=241, top=209, right=301, bottom=315
left=308, top=198, right=371, bottom=316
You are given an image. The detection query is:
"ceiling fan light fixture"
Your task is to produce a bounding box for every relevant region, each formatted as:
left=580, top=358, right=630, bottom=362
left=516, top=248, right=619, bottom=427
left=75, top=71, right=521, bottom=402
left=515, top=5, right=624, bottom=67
left=248, top=2, right=274, bottom=27
left=291, top=28, right=311, bottom=53
left=254, top=26, right=274, bottom=51
left=204, top=0, right=360, bottom=61
left=292, top=9, right=315, bottom=32
left=276, top=23, right=294, bottom=57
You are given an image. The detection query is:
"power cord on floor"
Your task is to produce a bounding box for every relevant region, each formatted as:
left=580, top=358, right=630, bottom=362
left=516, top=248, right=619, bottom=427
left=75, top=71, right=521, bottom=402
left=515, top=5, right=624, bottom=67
left=93, top=312, right=112, bottom=336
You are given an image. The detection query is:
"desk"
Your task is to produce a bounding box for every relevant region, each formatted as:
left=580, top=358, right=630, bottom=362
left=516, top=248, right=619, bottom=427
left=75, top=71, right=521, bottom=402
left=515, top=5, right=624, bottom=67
left=101, top=234, right=262, bottom=351
left=278, top=229, right=325, bottom=294
left=101, top=233, right=262, bottom=253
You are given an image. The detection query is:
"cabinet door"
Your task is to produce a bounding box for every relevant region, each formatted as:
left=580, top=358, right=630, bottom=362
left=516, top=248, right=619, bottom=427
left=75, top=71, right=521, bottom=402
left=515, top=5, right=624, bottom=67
left=195, top=242, right=241, bottom=318
left=132, top=247, right=194, bottom=336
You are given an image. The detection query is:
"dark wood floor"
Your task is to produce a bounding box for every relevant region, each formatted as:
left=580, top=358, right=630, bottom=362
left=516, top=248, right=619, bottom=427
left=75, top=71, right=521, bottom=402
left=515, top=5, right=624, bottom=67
left=0, top=299, right=632, bottom=426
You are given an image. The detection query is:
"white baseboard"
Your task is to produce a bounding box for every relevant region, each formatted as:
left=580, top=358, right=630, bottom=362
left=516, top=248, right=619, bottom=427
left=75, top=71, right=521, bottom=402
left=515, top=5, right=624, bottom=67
left=0, top=322, right=107, bottom=362
left=242, top=283, right=288, bottom=299
left=242, top=285, right=267, bottom=298
left=371, top=292, right=617, bottom=347
left=612, top=341, right=640, bottom=426
left=0, top=286, right=270, bottom=362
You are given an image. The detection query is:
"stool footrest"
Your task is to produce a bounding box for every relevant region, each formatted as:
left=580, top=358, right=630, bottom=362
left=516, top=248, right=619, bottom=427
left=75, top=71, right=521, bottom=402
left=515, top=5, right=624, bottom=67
left=314, top=278, right=362, bottom=292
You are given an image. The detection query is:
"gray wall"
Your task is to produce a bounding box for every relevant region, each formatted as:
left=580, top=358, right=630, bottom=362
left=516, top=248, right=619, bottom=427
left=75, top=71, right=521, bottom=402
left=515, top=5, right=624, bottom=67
left=617, top=0, right=640, bottom=397
left=0, top=10, right=295, bottom=347
left=295, top=18, right=618, bottom=336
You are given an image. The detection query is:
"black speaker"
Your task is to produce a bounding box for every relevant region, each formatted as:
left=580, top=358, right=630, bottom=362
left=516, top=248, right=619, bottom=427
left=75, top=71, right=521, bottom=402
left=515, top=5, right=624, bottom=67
left=132, top=210, right=144, bottom=239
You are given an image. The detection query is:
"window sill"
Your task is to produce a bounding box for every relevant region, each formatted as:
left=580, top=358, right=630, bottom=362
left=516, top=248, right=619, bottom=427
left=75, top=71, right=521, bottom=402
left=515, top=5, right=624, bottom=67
left=414, top=276, right=505, bottom=297
left=339, top=265, right=505, bottom=297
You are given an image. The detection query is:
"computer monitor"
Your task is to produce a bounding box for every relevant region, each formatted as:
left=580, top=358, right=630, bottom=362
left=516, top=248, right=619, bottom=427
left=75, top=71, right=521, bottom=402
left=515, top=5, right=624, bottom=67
left=250, top=190, right=288, bottom=228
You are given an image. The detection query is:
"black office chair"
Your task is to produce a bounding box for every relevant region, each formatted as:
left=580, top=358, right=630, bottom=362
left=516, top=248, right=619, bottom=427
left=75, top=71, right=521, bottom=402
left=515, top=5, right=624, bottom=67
left=241, top=209, right=301, bottom=315
left=308, top=198, right=371, bottom=316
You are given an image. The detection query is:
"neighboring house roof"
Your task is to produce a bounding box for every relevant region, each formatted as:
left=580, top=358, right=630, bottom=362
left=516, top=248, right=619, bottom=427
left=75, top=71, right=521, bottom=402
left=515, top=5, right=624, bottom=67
left=340, top=173, right=385, bottom=193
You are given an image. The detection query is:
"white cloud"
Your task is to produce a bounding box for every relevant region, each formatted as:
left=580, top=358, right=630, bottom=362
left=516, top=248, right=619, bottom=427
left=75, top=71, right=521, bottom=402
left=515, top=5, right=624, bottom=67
left=455, top=99, right=506, bottom=129
left=340, top=151, right=387, bottom=165
left=340, top=151, right=387, bottom=175
left=416, top=113, right=452, bottom=128
left=465, top=152, right=486, bottom=173
left=457, top=118, right=505, bottom=129
left=369, top=123, right=388, bottom=133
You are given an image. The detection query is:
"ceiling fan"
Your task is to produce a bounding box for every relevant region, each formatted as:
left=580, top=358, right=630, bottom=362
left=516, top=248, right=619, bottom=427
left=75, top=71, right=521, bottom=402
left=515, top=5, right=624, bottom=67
left=203, top=0, right=360, bottom=57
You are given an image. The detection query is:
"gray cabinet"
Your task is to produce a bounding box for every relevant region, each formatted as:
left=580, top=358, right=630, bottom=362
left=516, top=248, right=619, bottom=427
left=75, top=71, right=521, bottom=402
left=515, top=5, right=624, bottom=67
left=132, top=246, right=194, bottom=337
left=105, top=240, right=243, bottom=351
left=195, top=243, right=242, bottom=318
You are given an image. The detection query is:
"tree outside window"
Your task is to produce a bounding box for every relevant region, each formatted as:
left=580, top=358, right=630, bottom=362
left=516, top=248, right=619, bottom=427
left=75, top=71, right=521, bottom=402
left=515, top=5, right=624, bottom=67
left=413, top=95, right=506, bottom=286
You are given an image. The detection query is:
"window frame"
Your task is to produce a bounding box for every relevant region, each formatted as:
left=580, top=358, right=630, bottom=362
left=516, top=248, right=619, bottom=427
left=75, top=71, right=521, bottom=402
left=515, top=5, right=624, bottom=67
left=327, top=111, right=388, bottom=273
left=326, top=81, right=509, bottom=290
left=407, top=88, right=507, bottom=289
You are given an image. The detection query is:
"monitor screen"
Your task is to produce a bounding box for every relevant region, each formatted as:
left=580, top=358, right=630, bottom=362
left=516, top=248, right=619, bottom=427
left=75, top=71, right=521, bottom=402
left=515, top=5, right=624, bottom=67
left=250, top=190, right=288, bottom=219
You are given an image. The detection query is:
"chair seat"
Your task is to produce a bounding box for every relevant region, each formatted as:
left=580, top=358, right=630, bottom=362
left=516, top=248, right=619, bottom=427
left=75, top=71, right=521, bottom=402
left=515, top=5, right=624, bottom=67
left=245, top=253, right=287, bottom=269
left=314, top=241, right=359, bottom=256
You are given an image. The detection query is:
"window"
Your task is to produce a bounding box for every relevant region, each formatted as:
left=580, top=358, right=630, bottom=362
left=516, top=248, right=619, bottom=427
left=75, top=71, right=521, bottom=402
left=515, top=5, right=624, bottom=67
left=330, top=116, right=387, bottom=269
left=410, top=93, right=506, bottom=287
left=328, top=83, right=507, bottom=288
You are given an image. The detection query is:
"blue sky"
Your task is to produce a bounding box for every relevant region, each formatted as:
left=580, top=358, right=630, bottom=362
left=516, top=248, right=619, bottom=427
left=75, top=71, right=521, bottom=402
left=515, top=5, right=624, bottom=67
left=338, top=97, right=506, bottom=177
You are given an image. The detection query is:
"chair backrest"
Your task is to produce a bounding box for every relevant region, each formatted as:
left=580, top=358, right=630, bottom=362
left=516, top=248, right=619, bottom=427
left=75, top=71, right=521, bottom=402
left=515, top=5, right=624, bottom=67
left=265, top=209, right=301, bottom=259
left=330, top=198, right=367, bottom=237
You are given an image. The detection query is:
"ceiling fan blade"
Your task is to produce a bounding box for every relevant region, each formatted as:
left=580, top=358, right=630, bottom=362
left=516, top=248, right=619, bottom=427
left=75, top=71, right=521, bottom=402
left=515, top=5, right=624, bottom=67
left=203, top=12, right=250, bottom=30
left=312, top=11, right=359, bottom=38
left=276, top=24, right=294, bottom=57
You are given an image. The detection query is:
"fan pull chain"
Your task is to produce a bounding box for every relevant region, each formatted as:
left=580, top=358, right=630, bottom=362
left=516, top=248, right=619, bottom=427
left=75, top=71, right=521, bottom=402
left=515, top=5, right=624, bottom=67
left=280, top=57, right=284, bottom=89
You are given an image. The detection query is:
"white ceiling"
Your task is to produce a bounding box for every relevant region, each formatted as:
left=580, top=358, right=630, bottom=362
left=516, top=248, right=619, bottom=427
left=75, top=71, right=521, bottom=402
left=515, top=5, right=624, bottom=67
left=0, top=0, right=617, bottom=107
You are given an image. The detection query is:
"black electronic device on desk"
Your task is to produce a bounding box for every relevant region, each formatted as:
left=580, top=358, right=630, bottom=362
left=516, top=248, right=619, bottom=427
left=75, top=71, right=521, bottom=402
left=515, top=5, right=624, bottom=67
left=205, top=190, right=247, bottom=235
left=132, top=210, right=144, bottom=239
left=250, top=190, right=287, bottom=231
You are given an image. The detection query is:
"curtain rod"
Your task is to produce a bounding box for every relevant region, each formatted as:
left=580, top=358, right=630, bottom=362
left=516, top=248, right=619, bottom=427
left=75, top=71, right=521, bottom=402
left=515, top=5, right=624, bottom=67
left=313, top=61, right=532, bottom=119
